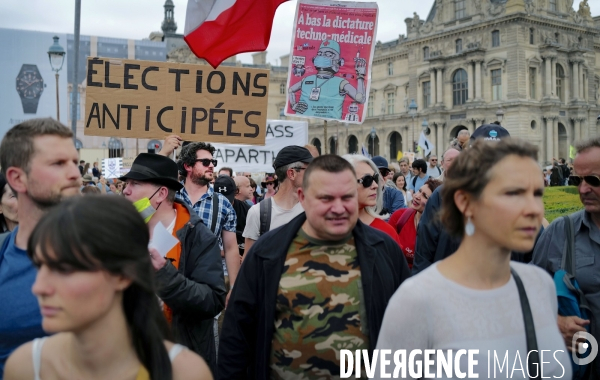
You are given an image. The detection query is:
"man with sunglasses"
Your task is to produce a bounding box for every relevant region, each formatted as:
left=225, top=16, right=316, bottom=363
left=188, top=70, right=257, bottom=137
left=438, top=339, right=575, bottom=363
left=533, top=136, right=600, bottom=377
left=242, top=146, right=313, bottom=256
left=426, top=155, right=442, bottom=177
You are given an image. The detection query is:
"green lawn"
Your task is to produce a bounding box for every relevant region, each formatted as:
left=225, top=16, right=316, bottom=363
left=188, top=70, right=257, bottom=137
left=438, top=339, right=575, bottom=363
left=543, top=186, right=583, bottom=223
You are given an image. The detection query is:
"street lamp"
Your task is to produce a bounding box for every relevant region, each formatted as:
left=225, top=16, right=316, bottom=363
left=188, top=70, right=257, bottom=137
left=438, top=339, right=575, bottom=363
left=496, top=107, right=504, bottom=124
left=48, top=36, right=65, bottom=122
left=408, top=99, right=417, bottom=152
left=370, top=127, right=376, bottom=157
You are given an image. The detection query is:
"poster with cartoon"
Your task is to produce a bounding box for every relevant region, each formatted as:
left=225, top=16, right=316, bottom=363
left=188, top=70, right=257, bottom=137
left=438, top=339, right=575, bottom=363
left=284, top=0, right=378, bottom=124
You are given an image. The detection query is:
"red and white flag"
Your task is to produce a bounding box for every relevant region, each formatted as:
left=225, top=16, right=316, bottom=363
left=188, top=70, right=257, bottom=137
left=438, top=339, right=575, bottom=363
left=184, top=0, right=288, bottom=68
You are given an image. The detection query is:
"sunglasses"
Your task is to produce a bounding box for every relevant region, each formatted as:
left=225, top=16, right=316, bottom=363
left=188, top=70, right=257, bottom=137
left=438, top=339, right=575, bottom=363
left=193, top=159, right=218, bottom=167
left=357, top=173, right=379, bottom=188
left=570, top=175, right=600, bottom=187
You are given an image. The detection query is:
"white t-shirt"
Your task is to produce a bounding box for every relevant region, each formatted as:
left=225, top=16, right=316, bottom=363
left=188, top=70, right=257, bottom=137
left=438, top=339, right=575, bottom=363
left=242, top=198, right=304, bottom=241
left=373, top=262, right=571, bottom=380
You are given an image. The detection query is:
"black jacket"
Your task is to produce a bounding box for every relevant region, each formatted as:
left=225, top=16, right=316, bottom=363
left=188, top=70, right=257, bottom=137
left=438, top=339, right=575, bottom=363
left=413, top=186, right=460, bottom=275
left=217, top=213, right=411, bottom=380
left=154, top=200, right=226, bottom=374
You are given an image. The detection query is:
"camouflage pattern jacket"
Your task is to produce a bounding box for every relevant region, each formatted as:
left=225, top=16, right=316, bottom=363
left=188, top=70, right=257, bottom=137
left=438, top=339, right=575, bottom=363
left=217, top=212, right=411, bottom=380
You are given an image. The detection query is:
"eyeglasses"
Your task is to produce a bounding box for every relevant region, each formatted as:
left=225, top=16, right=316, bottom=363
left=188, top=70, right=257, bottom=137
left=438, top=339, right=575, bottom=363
left=570, top=175, right=600, bottom=187
left=193, top=159, right=218, bottom=167
left=357, top=173, right=379, bottom=188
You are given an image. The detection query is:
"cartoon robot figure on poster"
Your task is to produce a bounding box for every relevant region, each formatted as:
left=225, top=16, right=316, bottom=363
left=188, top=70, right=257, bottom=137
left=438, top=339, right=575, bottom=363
left=288, top=40, right=366, bottom=120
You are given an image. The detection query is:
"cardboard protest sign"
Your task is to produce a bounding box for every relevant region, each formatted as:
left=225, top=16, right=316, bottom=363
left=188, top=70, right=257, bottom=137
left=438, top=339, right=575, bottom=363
left=212, top=119, right=308, bottom=173
left=284, top=0, right=378, bottom=124
left=84, top=58, right=270, bottom=145
left=102, top=158, right=123, bottom=179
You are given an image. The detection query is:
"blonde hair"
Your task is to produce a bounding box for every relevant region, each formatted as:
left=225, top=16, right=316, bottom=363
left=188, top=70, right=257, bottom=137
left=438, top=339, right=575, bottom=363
left=341, top=154, right=385, bottom=219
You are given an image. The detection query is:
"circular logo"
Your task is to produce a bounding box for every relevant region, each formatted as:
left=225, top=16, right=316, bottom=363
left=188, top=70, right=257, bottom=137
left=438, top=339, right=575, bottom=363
left=489, top=130, right=498, bottom=138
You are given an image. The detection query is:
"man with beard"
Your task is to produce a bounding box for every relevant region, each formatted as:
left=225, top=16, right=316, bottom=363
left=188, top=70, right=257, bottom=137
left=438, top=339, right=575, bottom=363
left=0, top=118, right=81, bottom=377
left=288, top=39, right=367, bottom=120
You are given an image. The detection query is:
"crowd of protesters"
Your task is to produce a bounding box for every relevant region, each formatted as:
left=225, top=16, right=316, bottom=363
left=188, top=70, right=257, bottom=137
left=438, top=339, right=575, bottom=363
left=0, top=117, right=598, bottom=379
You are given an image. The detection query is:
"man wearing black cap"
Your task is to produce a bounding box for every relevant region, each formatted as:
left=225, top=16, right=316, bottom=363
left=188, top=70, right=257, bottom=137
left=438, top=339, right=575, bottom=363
left=121, top=153, right=226, bottom=373
left=242, top=146, right=313, bottom=255
left=372, top=155, right=405, bottom=215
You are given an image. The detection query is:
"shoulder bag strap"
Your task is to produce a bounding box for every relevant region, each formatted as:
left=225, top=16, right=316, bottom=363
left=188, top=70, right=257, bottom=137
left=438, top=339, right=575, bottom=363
left=395, top=209, right=416, bottom=234
left=511, top=268, right=539, bottom=379
left=412, top=175, right=418, bottom=188
left=259, top=198, right=272, bottom=236
left=561, top=215, right=575, bottom=275
left=210, top=194, right=219, bottom=234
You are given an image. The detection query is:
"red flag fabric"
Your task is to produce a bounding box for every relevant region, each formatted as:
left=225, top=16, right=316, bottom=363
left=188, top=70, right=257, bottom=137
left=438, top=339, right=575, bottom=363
left=184, top=0, right=288, bottom=68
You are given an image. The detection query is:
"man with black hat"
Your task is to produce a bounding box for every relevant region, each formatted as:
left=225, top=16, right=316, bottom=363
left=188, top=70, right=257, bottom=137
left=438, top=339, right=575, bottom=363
left=120, top=153, right=226, bottom=373
left=372, top=155, right=405, bottom=215
left=242, top=145, right=313, bottom=255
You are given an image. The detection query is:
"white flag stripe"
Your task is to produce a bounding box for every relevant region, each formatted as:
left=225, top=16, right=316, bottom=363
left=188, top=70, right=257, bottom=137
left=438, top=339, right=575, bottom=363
left=184, top=0, right=237, bottom=35
left=418, top=132, right=435, bottom=157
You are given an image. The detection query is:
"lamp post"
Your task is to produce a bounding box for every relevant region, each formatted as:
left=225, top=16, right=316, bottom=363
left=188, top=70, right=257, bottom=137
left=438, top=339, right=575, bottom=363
left=496, top=107, right=504, bottom=124
left=370, top=127, right=376, bottom=157
left=408, top=99, right=417, bottom=152
left=48, top=36, right=66, bottom=122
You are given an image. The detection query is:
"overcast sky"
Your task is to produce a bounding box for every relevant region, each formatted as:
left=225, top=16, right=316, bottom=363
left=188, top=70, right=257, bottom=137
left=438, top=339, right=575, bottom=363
left=2, top=0, right=599, bottom=65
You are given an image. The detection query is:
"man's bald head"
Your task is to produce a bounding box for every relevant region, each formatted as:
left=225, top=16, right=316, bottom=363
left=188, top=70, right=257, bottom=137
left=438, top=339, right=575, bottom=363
left=234, top=176, right=253, bottom=201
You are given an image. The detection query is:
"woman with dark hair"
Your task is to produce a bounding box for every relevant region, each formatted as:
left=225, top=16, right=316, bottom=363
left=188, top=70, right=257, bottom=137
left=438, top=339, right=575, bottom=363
left=0, top=174, right=18, bottom=233
left=4, top=196, right=211, bottom=380
left=248, top=177, right=259, bottom=205
left=388, top=177, right=442, bottom=269
left=374, top=139, right=570, bottom=378
left=83, top=162, right=91, bottom=176
left=392, top=171, right=410, bottom=207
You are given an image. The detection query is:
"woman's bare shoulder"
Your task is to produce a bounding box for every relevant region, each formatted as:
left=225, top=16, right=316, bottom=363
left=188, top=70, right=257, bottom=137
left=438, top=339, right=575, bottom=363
left=4, top=341, right=35, bottom=380
left=164, top=341, right=213, bottom=380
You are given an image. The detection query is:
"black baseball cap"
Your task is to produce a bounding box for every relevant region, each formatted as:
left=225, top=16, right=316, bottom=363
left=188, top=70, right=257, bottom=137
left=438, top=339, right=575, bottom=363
left=214, top=175, right=236, bottom=204
left=273, top=145, right=313, bottom=169
left=471, top=124, right=510, bottom=142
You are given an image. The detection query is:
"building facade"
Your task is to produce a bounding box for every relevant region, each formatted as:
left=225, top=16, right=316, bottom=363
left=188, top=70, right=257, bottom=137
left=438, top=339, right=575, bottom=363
left=307, top=0, right=600, bottom=164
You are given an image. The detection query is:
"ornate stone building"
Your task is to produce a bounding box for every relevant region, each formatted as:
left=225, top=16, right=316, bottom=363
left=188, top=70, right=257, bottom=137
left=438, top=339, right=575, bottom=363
left=308, top=0, right=600, bottom=164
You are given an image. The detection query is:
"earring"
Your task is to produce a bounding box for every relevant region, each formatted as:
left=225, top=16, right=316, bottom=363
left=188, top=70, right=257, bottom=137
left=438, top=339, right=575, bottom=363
left=465, top=217, right=475, bottom=236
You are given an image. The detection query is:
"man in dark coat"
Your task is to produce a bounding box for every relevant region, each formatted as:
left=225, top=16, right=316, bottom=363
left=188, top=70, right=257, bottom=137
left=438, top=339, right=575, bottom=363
left=121, top=153, right=226, bottom=373
left=218, top=155, right=411, bottom=379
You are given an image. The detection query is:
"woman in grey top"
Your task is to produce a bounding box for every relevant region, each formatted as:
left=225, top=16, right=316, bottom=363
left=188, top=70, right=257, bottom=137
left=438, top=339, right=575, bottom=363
left=374, top=139, right=571, bottom=379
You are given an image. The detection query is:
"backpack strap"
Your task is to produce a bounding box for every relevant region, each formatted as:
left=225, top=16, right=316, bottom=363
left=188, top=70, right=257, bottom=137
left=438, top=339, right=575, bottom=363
left=561, top=214, right=592, bottom=315
left=210, top=194, right=219, bottom=234
left=395, top=209, right=416, bottom=234
left=0, top=231, right=13, bottom=266
left=412, top=175, right=418, bottom=189
left=511, top=268, right=539, bottom=379
left=561, top=215, right=575, bottom=275
left=259, top=198, right=272, bottom=237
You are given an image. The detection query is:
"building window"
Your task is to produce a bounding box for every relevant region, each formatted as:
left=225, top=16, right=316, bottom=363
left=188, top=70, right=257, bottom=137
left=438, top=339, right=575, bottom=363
left=387, top=92, right=395, bottom=115
left=556, top=64, right=564, bottom=101
left=453, top=69, right=468, bottom=105
left=368, top=94, right=374, bottom=117
left=529, top=29, right=535, bottom=44
left=388, top=61, right=393, bottom=76
left=555, top=33, right=560, bottom=44
left=423, top=81, right=431, bottom=107
left=492, top=30, right=500, bottom=47
left=491, top=69, right=502, bottom=101
left=108, top=138, right=124, bottom=158
left=549, top=0, right=556, bottom=11
left=423, top=47, right=430, bottom=60
left=529, top=68, right=536, bottom=99
left=456, top=39, right=463, bottom=53
left=455, top=0, right=466, bottom=19
left=279, top=83, right=285, bottom=94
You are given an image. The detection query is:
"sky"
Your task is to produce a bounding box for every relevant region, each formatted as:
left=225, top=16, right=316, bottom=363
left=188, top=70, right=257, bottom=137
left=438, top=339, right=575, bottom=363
left=1, top=0, right=599, bottom=66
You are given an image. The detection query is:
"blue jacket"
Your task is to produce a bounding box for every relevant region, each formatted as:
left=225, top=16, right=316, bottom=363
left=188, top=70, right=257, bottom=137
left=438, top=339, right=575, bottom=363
left=382, top=186, right=406, bottom=215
